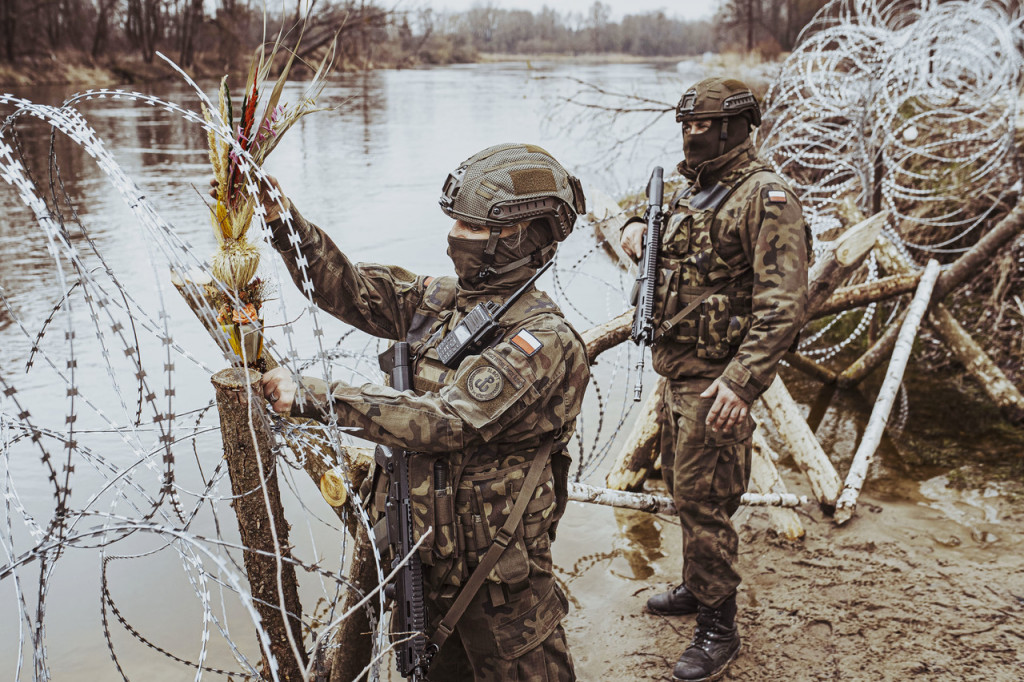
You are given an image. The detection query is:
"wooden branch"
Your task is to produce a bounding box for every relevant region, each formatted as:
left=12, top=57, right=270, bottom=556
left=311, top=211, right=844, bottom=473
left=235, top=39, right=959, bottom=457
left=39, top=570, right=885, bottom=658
left=605, top=377, right=665, bottom=491
left=783, top=351, right=838, bottom=384
left=926, top=306, right=1024, bottom=423
left=211, top=368, right=307, bottom=679
left=586, top=186, right=635, bottom=270
left=751, top=430, right=805, bottom=539
left=838, top=198, right=1024, bottom=386
left=812, top=273, right=921, bottom=319
left=583, top=308, right=633, bottom=362
left=569, top=482, right=806, bottom=514
left=759, top=377, right=842, bottom=512
left=835, top=260, right=942, bottom=525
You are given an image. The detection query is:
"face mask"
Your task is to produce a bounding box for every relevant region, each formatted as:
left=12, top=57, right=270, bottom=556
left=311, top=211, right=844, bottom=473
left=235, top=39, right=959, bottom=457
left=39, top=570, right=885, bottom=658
left=446, top=223, right=554, bottom=290
left=683, top=117, right=751, bottom=168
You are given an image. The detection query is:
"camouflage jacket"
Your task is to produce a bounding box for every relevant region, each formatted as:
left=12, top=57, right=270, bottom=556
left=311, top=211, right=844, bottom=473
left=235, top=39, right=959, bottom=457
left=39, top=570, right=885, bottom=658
left=267, top=207, right=591, bottom=469
left=652, top=139, right=809, bottom=404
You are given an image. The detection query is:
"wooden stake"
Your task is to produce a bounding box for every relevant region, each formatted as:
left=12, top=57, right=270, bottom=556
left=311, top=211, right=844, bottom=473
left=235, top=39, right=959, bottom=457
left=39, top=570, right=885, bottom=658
left=812, top=273, right=921, bottom=319
left=759, top=377, right=842, bottom=513
left=211, top=368, right=307, bottom=680
left=834, top=260, right=942, bottom=524
left=605, top=377, right=666, bottom=491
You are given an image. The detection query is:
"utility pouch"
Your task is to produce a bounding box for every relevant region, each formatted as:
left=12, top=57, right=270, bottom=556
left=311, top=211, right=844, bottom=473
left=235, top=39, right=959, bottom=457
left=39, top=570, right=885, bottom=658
left=697, top=293, right=731, bottom=360
left=652, top=265, right=680, bottom=331
left=431, top=459, right=457, bottom=561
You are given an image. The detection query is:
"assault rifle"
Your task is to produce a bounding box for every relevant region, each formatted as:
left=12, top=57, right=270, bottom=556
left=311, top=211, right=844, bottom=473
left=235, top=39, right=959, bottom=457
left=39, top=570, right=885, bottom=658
left=377, top=341, right=432, bottom=679
left=629, top=166, right=666, bottom=401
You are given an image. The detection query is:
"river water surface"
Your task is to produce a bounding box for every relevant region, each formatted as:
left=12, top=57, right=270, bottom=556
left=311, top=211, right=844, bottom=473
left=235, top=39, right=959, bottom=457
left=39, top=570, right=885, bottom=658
left=0, top=60, right=1020, bottom=680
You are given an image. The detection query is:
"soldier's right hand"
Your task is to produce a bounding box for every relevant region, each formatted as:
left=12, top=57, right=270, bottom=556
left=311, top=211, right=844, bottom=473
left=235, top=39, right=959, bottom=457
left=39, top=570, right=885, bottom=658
left=621, top=221, right=645, bottom=261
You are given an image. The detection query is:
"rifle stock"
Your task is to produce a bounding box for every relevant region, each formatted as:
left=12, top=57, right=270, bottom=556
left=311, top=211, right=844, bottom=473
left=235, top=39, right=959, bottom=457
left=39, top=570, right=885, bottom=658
left=630, top=167, right=666, bottom=401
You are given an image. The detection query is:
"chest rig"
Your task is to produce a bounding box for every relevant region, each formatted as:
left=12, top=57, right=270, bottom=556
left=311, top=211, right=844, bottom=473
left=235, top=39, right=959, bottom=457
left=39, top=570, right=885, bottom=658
left=369, top=277, right=566, bottom=612
left=654, top=167, right=770, bottom=359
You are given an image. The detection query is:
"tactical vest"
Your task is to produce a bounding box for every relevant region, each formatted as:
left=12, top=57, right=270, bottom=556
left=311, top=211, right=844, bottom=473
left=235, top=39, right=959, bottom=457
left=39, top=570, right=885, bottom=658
left=654, top=168, right=774, bottom=360
left=367, top=277, right=574, bottom=601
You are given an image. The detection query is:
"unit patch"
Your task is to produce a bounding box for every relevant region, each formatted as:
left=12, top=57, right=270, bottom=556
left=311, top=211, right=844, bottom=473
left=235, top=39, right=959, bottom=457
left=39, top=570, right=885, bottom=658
left=510, top=329, right=543, bottom=356
left=766, top=189, right=788, bottom=204
left=466, top=366, right=503, bottom=401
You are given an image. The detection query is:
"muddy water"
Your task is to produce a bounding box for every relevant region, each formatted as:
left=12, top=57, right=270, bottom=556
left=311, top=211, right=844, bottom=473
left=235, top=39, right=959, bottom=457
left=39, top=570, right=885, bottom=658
left=1, top=59, right=1021, bottom=679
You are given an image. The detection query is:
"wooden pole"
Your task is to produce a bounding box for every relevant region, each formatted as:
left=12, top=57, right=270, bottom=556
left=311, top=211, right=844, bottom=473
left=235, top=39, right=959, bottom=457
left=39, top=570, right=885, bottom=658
left=812, top=273, right=921, bottom=319
left=605, top=377, right=665, bottom=491
left=568, top=482, right=806, bottom=514
left=759, top=377, right=842, bottom=513
left=834, top=260, right=942, bottom=524
left=211, top=368, right=307, bottom=680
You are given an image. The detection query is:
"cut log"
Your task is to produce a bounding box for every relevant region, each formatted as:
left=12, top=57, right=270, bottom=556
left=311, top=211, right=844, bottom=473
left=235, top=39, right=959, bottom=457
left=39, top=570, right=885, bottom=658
left=806, top=210, right=887, bottom=316
left=759, top=377, right=842, bottom=512
left=569, top=482, right=806, bottom=514
left=750, top=430, right=805, bottom=539
left=835, top=259, right=942, bottom=524
left=812, top=273, right=921, bottom=319
left=211, top=368, right=307, bottom=680
left=605, top=377, right=665, bottom=491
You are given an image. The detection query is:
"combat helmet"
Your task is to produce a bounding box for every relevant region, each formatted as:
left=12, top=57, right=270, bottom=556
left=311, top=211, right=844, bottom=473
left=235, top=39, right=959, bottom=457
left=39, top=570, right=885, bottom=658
left=676, top=77, right=762, bottom=128
left=439, top=143, right=586, bottom=243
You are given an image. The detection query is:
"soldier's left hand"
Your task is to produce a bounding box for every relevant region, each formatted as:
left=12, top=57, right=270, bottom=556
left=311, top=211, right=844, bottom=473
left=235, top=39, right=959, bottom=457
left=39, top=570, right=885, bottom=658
left=261, top=367, right=297, bottom=415
left=701, top=378, right=749, bottom=433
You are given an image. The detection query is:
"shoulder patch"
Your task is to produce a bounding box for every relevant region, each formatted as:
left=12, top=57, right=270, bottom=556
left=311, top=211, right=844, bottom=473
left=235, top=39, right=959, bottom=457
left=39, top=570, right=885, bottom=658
left=510, top=329, right=542, bottom=357
left=766, top=189, right=788, bottom=204
left=466, top=366, right=503, bottom=401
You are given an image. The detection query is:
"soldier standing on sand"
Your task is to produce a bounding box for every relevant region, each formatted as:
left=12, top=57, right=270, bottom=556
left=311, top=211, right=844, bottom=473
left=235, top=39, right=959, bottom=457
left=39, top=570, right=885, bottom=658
left=250, top=143, right=589, bottom=681
left=620, top=77, right=810, bottom=682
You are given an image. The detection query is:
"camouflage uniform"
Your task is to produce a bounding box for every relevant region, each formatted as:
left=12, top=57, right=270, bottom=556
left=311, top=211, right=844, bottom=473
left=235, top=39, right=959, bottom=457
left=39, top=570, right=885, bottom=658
left=652, top=136, right=809, bottom=607
left=268, top=206, right=589, bottom=681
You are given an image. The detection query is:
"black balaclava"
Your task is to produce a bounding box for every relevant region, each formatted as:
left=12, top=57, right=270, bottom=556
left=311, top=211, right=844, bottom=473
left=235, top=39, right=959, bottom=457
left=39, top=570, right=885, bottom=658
left=446, top=220, right=554, bottom=293
left=681, top=115, right=753, bottom=178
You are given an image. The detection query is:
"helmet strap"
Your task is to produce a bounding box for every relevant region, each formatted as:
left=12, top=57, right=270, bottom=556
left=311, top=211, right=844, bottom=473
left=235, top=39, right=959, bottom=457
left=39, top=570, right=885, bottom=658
left=482, top=243, right=557, bottom=278
left=718, top=117, right=730, bottom=157
left=477, top=226, right=503, bottom=280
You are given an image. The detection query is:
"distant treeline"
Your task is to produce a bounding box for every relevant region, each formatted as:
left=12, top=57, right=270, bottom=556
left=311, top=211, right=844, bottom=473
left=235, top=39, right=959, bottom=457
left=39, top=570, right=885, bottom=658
left=0, top=0, right=831, bottom=75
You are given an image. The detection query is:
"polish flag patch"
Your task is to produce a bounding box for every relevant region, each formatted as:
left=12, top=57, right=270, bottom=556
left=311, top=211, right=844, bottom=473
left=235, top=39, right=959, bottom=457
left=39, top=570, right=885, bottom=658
left=510, top=329, right=543, bottom=357
left=766, top=190, right=788, bottom=204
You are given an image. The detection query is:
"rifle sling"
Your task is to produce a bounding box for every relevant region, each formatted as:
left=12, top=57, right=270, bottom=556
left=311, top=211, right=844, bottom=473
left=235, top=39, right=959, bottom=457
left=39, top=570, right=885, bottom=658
left=427, top=440, right=555, bottom=653
left=653, top=279, right=730, bottom=342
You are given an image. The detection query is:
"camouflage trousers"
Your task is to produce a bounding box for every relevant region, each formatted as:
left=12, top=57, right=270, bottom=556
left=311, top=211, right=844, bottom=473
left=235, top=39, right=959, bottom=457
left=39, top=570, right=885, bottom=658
left=424, top=461, right=575, bottom=682
left=658, top=377, right=753, bottom=608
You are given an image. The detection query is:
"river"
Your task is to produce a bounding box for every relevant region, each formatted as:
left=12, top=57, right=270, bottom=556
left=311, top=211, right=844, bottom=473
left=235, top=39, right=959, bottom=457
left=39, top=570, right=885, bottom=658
left=0, top=59, right=1020, bottom=680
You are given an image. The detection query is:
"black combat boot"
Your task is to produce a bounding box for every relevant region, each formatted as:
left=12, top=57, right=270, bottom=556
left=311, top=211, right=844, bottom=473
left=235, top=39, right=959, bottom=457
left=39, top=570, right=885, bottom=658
left=645, top=583, right=700, bottom=616
left=671, top=594, right=740, bottom=682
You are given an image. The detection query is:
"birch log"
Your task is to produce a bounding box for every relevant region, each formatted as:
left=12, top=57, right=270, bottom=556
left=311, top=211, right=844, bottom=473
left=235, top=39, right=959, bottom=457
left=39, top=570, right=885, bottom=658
left=569, top=482, right=806, bottom=514
left=759, top=377, right=842, bottom=512
left=805, top=210, right=887, bottom=315
left=834, top=260, right=942, bottom=524
left=750, top=430, right=805, bottom=539
left=605, top=377, right=665, bottom=490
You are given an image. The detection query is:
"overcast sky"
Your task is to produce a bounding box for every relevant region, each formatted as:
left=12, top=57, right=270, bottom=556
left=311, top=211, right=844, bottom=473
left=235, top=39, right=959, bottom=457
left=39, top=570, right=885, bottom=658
left=424, top=0, right=720, bottom=21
